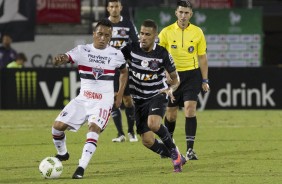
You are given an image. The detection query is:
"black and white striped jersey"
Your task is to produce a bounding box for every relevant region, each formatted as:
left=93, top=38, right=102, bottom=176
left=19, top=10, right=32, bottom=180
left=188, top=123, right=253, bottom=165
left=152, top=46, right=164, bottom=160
left=107, top=16, right=139, bottom=49
left=121, top=42, right=176, bottom=100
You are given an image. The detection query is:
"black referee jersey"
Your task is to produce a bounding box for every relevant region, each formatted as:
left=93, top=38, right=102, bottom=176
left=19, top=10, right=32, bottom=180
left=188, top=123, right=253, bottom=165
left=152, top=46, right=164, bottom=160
left=121, top=42, right=176, bottom=100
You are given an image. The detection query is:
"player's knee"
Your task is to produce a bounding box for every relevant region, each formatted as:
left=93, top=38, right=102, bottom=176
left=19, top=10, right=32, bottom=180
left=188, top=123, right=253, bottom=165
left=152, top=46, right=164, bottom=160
left=165, top=111, right=177, bottom=122
left=165, top=107, right=178, bottom=121
left=53, top=121, right=67, bottom=131
left=184, top=106, right=197, bottom=117
left=88, top=123, right=101, bottom=134
left=147, top=122, right=159, bottom=132
left=183, top=100, right=197, bottom=116
left=166, top=114, right=177, bottom=122
left=142, top=137, right=154, bottom=148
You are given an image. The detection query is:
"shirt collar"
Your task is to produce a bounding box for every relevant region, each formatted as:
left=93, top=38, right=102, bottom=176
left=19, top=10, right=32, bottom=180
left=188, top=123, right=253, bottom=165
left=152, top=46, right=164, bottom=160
left=108, top=16, right=123, bottom=22
left=139, top=43, right=157, bottom=51
left=173, top=21, right=191, bottom=30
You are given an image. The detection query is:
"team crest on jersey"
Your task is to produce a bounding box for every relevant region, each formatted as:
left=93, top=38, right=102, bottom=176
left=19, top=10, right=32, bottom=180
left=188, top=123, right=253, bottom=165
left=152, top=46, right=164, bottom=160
left=188, top=46, right=194, bottom=53
left=141, top=60, right=149, bottom=68
left=149, top=59, right=159, bottom=70
left=118, top=28, right=127, bottom=36
left=92, top=68, right=104, bottom=79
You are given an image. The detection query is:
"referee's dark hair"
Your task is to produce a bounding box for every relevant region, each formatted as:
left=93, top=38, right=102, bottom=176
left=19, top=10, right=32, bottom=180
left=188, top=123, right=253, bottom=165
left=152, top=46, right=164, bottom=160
left=93, top=19, right=113, bottom=32
left=107, top=0, right=120, bottom=5
left=141, top=19, right=158, bottom=32
left=177, top=0, right=193, bottom=9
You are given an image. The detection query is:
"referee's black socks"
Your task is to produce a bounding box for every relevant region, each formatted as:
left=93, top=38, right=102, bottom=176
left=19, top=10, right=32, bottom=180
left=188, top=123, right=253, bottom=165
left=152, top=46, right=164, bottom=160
left=185, top=116, right=197, bottom=150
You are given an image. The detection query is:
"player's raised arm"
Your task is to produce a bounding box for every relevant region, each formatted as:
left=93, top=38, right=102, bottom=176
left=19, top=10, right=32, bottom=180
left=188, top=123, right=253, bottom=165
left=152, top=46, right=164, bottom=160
left=53, top=54, right=70, bottom=66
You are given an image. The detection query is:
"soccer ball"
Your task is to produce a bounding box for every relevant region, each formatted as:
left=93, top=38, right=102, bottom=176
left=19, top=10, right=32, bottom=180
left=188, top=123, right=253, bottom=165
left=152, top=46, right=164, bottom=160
left=39, top=157, right=63, bottom=179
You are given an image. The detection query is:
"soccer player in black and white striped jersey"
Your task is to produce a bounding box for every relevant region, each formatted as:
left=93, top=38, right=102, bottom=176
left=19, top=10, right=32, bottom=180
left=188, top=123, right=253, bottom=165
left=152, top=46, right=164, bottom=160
left=106, top=0, right=139, bottom=143
left=121, top=19, right=186, bottom=172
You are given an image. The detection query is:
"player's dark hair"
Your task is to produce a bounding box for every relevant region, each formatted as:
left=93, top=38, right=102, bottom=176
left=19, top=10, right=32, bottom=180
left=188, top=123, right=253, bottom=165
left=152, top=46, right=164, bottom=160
left=106, top=0, right=120, bottom=6
left=93, top=19, right=113, bottom=32
left=141, top=19, right=158, bottom=32
left=177, top=0, right=193, bottom=9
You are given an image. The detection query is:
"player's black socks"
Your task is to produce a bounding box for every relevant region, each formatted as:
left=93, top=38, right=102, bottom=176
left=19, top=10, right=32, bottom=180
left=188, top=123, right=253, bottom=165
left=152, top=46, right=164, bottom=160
left=125, top=106, right=135, bottom=134
left=185, top=116, right=197, bottom=150
left=155, top=124, right=175, bottom=150
left=149, top=139, right=171, bottom=157
left=111, top=107, right=124, bottom=136
left=164, top=117, right=176, bottom=139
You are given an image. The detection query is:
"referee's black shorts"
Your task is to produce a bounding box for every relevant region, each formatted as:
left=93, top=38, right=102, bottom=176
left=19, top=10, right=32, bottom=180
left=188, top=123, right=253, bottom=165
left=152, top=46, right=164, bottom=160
left=168, top=68, right=202, bottom=107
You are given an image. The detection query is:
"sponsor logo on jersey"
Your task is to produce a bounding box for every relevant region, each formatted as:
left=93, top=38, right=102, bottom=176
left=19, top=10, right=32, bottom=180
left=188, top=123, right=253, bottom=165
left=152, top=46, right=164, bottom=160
left=60, top=111, right=68, bottom=117
left=84, top=48, right=90, bottom=52
left=107, top=57, right=112, bottom=64
left=132, top=71, right=158, bottom=81
left=109, top=40, right=125, bottom=49
left=188, top=46, right=194, bottom=53
left=88, top=54, right=111, bottom=64
left=141, top=60, right=149, bottom=67
left=83, top=90, right=103, bottom=100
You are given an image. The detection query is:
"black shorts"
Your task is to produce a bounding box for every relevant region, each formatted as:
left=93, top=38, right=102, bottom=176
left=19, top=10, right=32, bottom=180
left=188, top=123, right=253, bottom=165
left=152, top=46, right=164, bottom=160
left=134, top=94, right=168, bottom=134
left=114, top=69, right=130, bottom=96
left=168, top=68, right=202, bottom=107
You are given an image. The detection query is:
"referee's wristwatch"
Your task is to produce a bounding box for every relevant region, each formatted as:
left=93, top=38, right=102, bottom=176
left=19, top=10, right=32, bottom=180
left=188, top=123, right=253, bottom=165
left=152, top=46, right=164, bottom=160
left=202, top=79, right=209, bottom=84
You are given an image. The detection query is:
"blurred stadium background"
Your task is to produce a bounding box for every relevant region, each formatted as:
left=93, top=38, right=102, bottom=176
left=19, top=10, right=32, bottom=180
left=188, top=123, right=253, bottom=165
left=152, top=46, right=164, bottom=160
left=1, top=0, right=282, bottom=110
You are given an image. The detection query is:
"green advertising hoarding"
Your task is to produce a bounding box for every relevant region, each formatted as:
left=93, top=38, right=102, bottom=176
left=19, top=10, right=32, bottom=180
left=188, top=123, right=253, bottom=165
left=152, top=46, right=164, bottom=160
left=135, top=8, right=262, bottom=67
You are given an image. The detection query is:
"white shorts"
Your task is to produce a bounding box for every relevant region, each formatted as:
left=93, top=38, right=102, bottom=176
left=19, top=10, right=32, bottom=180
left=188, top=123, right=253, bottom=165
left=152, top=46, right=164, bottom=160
left=55, top=97, right=113, bottom=132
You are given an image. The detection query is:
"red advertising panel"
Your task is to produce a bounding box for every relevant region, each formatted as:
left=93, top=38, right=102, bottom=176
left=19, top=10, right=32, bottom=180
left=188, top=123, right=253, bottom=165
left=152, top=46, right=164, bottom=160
left=36, top=0, right=81, bottom=24
left=190, top=0, right=233, bottom=8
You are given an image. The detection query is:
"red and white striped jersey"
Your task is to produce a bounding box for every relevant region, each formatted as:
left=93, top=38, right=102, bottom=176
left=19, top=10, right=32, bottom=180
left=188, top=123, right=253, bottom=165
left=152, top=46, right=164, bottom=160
left=66, top=44, right=126, bottom=99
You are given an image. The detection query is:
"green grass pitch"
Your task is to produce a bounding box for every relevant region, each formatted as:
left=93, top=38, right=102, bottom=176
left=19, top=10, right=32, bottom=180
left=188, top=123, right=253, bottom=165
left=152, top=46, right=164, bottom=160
left=0, top=110, right=282, bottom=184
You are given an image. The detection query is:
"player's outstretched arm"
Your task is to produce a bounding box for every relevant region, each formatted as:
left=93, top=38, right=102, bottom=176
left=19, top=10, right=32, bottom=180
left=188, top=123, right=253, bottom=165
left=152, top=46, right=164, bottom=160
left=53, top=54, right=70, bottom=66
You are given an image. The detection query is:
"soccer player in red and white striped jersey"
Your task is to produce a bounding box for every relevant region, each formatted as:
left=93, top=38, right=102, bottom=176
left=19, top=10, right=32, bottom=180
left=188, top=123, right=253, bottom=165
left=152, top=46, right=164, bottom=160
left=51, top=19, right=128, bottom=179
